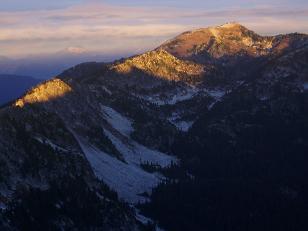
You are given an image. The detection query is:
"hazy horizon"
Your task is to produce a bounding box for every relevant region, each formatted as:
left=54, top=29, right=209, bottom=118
left=1, top=0, right=308, bottom=58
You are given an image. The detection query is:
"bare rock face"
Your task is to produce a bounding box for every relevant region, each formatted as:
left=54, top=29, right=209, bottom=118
left=112, top=49, right=205, bottom=83
left=15, top=78, right=72, bottom=107
left=159, top=23, right=274, bottom=60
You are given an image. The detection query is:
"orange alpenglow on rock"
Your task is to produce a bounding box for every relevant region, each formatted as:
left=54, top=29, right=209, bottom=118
left=160, top=23, right=274, bottom=58
left=112, top=49, right=205, bottom=82
left=14, top=78, right=72, bottom=108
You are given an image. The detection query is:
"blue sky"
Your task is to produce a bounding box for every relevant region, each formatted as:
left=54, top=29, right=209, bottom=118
left=0, top=0, right=308, bottom=57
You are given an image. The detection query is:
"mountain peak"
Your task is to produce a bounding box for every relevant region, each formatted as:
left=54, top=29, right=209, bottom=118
left=159, top=23, right=272, bottom=60
left=216, top=22, right=244, bottom=29
left=58, top=46, right=88, bottom=55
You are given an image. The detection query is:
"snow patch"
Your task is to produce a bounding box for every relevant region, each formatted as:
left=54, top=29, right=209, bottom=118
left=101, top=105, right=133, bottom=136
left=34, top=137, right=68, bottom=152
left=76, top=137, right=162, bottom=203
left=172, top=120, right=194, bottom=132
left=135, top=209, right=166, bottom=231
left=207, top=89, right=226, bottom=99
left=102, top=86, right=112, bottom=95
left=135, top=209, right=154, bottom=224
left=206, top=89, right=226, bottom=109
left=136, top=87, right=226, bottom=106
left=101, top=104, right=177, bottom=167
left=136, top=87, right=199, bottom=106
left=163, top=89, right=197, bottom=105
left=71, top=105, right=177, bottom=203
left=104, top=130, right=176, bottom=168
left=168, top=113, right=194, bottom=132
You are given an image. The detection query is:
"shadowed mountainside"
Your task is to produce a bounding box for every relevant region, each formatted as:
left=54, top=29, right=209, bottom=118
left=0, top=23, right=307, bottom=230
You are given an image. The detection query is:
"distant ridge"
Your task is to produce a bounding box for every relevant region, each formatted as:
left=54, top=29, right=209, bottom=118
left=0, top=74, right=41, bottom=106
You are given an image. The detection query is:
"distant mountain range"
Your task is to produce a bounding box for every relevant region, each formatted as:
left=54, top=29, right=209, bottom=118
left=0, top=49, right=129, bottom=79
left=0, top=23, right=307, bottom=230
left=0, top=74, right=41, bottom=106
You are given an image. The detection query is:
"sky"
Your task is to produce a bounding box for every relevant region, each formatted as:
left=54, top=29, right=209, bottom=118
left=1, top=0, right=308, bottom=58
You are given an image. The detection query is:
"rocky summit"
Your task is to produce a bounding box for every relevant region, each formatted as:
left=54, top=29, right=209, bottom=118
left=0, top=23, right=307, bottom=230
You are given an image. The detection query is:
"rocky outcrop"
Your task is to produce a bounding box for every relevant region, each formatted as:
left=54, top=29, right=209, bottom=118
left=112, top=49, right=205, bottom=83
left=15, top=78, right=72, bottom=107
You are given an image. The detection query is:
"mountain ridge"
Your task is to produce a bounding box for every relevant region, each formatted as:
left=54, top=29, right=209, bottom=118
left=0, top=23, right=307, bottom=230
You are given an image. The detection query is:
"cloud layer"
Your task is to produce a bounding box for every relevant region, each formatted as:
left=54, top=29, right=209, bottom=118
left=1, top=1, right=308, bottom=57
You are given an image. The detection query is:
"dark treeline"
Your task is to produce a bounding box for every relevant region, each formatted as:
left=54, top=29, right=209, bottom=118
left=140, top=90, right=308, bottom=231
